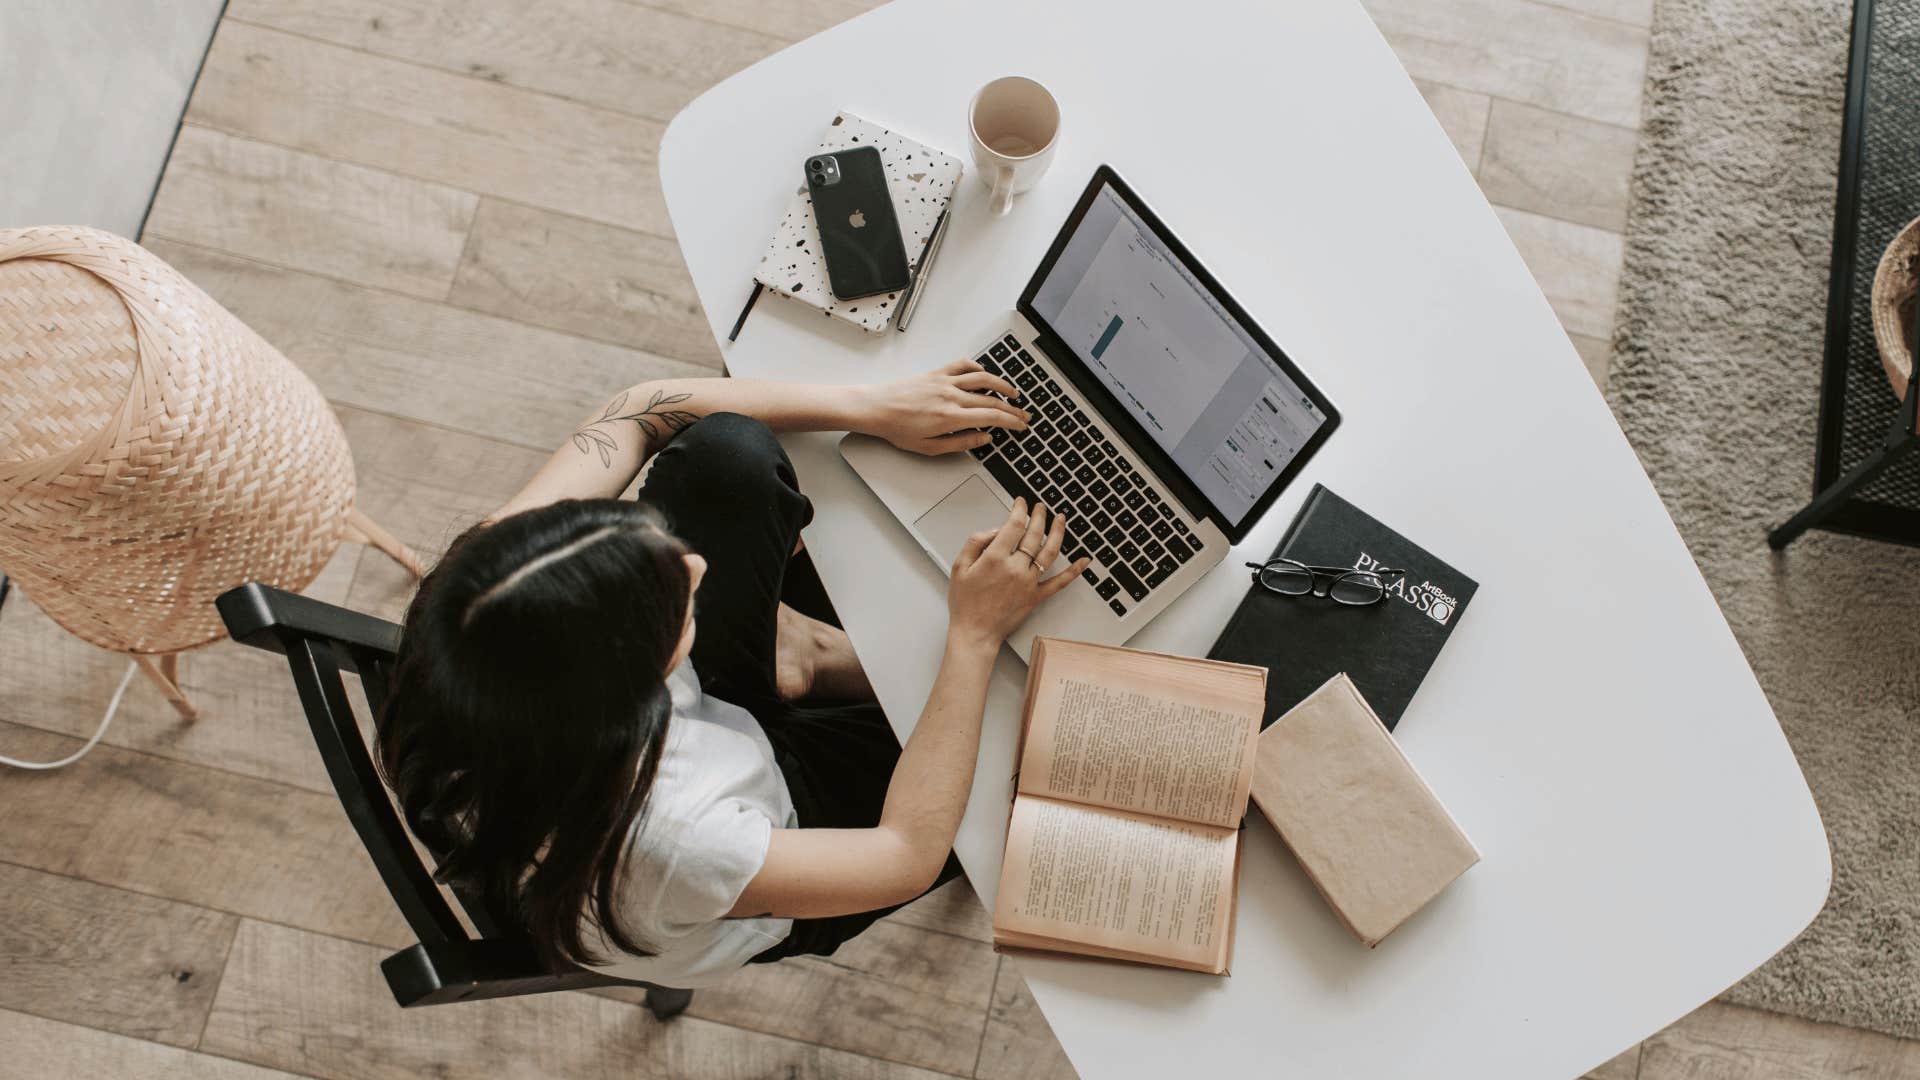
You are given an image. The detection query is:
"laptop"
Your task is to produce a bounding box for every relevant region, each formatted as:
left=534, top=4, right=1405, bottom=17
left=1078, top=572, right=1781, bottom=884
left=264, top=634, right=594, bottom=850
left=841, top=165, right=1340, bottom=660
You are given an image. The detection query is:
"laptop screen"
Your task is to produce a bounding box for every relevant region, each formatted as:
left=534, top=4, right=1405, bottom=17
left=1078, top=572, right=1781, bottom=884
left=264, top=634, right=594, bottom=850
left=1025, top=179, right=1331, bottom=528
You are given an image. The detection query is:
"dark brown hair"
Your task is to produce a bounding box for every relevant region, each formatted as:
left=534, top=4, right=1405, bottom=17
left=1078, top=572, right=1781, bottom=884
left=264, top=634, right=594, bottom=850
left=376, top=498, right=691, bottom=967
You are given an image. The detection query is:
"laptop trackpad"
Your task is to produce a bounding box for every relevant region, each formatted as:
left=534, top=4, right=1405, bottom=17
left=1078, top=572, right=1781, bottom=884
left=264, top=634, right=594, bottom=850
left=914, top=476, right=1011, bottom=571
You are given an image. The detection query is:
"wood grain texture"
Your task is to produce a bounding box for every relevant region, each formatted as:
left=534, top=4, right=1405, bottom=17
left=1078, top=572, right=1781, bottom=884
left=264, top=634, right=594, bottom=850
left=1480, top=98, right=1639, bottom=231
left=187, top=21, right=668, bottom=236
left=148, top=238, right=710, bottom=451
left=1414, top=79, right=1493, bottom=172
left=1495, top=205, right=1624, bottom=340
left=885, top=877, right=995, bottom=943
left=0, top=1010, right=308, bottom=1080
left=623, top=0, right=884, bottom=42
left=0, top=722, right=408, bottom=949
left=335, top=405, right=548, bottom=556
left=1361, top=0, right=1648, bottom=128
left=1572, top=332, right=1612, bottom=388
left=145, top=126, right=476, bottom=299
left=1639, top=1001, right=1920, bottom=1079
left=673, top=919, right=998, bottom=1075
left=975, top=959, right=1080, bottom=1080
left=1533, top=0, right=1654, bottom=28
left=1586, top=1041, right=1643, bottom=1079
left=201, top=919, right=957, bottom=1080
left=226, top=0, right=782, bottom=122
left=0, top=547, right=356, bottom=794
left=448, top=198, right=725, bottom=371
left=0, top=863, right=238, bottom=1047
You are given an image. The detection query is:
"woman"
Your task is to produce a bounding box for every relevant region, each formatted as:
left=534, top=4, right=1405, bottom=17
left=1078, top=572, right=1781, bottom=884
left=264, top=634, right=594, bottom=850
left=376, top=359, right=1090, bottom=988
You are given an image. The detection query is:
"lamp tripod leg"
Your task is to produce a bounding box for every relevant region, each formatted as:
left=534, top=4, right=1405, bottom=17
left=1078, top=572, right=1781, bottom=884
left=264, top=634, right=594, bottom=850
left=133, top=653, right=197, bottom=721
left=344, top=508, right=427, bottom=579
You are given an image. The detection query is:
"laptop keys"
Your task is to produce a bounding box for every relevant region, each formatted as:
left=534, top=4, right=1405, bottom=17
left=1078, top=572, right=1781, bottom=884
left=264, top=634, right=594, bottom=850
left=966, top=333, right=1207, bottom=608
left=1109, top=563, right=1149, bottom=602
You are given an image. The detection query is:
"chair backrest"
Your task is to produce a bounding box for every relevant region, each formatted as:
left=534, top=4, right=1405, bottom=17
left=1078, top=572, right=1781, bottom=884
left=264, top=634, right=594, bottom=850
left=216, top=582, right=646, bottom=1006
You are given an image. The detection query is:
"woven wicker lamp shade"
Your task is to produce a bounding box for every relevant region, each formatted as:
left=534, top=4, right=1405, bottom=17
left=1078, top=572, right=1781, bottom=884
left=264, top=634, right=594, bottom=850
left=0, top=226, right=422, bottom=719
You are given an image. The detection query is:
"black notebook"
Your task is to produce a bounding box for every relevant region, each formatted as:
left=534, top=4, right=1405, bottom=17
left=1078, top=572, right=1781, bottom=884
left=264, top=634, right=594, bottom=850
left=1208, top=484, right=1476, bottom=731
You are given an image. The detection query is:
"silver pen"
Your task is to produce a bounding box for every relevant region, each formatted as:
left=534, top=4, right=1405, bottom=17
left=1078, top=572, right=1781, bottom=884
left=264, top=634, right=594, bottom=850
left=896, top=208, right=951, bottom=331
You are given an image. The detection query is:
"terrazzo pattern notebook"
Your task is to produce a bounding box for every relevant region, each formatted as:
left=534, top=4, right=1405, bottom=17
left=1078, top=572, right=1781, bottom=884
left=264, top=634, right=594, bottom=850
left=754, top=112, right=962, bottom=333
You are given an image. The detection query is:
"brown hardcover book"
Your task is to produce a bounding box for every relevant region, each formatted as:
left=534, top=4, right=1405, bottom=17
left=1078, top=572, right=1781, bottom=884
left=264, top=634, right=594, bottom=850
left=991, top=638, right=1267, bottom=974
left=1248, top=673, right=1479, bottom=946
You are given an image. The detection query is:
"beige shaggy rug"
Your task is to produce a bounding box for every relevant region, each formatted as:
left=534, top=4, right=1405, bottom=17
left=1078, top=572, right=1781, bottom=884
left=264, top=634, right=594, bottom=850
left=1610, top=0, right=1920, bottom=1038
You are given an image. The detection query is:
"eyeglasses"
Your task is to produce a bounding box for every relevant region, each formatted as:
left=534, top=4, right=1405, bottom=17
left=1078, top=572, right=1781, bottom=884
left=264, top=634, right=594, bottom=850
left=1244, top=559, right=1407, bottom=606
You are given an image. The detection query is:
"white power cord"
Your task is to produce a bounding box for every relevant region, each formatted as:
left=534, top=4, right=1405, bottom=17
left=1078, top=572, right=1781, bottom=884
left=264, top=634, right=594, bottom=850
left=0, top=660, right=138, bottom=770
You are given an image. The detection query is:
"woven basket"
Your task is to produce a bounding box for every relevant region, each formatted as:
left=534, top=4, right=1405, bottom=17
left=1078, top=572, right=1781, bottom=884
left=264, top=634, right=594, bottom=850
left=1871, top=214, right=1918, bottom=415
left=0, top=226, right=357, bottom=657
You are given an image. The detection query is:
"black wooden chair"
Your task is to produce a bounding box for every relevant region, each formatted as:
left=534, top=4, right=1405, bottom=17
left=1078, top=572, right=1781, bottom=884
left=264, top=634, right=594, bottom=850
left=215, top=582, right=693, bottom=1019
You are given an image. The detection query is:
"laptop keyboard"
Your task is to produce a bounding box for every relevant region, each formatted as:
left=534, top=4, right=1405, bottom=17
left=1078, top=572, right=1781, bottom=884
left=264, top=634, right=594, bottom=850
left=966, top=334, right=1205, bottom=618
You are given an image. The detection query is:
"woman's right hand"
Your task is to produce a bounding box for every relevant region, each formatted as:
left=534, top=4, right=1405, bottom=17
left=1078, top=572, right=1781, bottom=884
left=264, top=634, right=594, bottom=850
left=947, top=498, right=1090, bottom=649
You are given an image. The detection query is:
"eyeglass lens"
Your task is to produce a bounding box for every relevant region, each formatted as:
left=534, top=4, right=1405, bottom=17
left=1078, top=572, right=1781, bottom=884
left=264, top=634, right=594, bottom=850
left=1256, top=562, right=1388, bottom=605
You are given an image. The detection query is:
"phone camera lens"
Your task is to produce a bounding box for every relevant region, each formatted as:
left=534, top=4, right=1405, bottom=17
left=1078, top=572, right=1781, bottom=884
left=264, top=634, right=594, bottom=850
left=808, top=160, right=824, bottom=171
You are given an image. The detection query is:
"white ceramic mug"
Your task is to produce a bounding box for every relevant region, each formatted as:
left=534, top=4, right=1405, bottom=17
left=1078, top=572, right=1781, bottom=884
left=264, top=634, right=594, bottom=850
left=968, top=76, right=1060, bottom=216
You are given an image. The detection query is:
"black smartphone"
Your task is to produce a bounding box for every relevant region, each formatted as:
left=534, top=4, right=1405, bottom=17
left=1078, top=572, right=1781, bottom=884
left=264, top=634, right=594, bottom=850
left=805, top=147, right=910, bottom=300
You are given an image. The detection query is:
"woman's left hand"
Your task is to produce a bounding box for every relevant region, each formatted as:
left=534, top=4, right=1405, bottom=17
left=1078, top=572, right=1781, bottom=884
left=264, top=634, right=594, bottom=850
left=857, top=359, right=1031, bottom=455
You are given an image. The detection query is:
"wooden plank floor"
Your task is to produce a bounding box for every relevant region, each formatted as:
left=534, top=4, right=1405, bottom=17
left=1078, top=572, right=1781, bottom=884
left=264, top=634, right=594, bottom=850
left=1, top=0, right=1908, bottom=1076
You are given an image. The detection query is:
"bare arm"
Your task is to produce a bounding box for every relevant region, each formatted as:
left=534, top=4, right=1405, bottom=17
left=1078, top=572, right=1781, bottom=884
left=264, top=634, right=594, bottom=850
left=491, top=362, right=1028, bottom=521
left=730, top=500, right=1089, bottom=918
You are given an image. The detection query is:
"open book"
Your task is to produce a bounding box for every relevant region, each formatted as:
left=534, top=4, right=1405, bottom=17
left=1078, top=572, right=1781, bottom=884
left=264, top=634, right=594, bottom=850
left=991, top=638, right=1267, bottom=974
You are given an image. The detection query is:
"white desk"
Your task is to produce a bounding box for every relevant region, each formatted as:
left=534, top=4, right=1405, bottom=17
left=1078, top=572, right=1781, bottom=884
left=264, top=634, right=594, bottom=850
left=659, top=2, right=1830, bottom=1075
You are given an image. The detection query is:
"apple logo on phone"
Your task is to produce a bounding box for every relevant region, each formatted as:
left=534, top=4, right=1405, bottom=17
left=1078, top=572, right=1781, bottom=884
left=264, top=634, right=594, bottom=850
left=848, top=210, right=867, bottom=229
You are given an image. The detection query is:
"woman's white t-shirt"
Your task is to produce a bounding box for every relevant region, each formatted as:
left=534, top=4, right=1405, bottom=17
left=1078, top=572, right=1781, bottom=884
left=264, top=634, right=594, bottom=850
left=585, top=659, right=796, bottom=988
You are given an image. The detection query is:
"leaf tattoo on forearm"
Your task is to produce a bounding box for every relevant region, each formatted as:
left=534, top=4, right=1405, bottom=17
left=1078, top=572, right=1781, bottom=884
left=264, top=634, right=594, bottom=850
left=569, top=389, right=700, bottom=467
